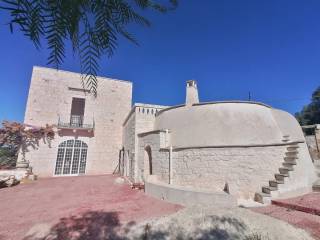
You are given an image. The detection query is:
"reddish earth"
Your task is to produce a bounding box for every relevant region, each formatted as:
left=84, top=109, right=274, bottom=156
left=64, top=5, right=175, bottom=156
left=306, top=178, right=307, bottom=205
left=0, top=175, right=182, bottom=240
left=272, top=193, right=320, bottom=216
left=252, top=193, right=320, bottom=240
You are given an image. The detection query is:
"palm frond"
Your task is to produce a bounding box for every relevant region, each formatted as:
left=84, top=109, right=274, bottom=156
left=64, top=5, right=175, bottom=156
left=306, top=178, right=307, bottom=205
left=1, top=0, right=178, bottom=95
left=79, top=18, right=100, bottom=96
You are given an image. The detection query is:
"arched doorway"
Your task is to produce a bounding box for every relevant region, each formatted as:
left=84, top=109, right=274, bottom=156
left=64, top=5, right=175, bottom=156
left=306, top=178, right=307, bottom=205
left=143, top=146, right=152, bottom=179
left=54, top=140, right=88, bottom=175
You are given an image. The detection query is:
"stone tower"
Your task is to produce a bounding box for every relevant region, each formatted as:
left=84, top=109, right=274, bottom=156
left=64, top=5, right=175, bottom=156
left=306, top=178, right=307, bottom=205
left=186, top=80, right=199, bottom=106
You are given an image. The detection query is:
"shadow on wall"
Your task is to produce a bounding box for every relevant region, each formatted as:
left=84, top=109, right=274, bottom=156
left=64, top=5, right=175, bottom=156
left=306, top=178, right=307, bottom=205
left=58, top=129, right=94, bottom=138
left=22, top=210, right=267, bottom=240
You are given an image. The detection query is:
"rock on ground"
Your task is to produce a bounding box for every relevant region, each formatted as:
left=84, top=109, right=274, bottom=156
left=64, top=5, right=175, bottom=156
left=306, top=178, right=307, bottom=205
left=0, top=175, right=19, bottom=188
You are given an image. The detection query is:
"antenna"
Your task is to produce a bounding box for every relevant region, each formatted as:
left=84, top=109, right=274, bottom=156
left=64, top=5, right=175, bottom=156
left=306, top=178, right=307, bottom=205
left=248, top=91, right=252, bottom=101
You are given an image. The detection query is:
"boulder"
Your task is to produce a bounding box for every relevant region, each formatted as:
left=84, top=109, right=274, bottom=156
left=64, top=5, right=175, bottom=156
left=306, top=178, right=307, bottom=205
left=0, top=175, right=19, bottom=188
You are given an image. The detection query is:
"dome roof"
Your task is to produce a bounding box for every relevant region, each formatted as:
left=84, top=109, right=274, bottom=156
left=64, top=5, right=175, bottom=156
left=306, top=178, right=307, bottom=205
left=154, top=101, right=304, bottom=148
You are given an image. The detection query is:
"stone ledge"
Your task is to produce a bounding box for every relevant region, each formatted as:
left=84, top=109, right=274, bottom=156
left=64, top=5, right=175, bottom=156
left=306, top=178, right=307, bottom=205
left=138, top=129, right=170, bottom=138
left=159, top=141, right=305, bottom=151
left=145, top=180, right=237, bottom=207
left=193, top=100, right=272, bottom=108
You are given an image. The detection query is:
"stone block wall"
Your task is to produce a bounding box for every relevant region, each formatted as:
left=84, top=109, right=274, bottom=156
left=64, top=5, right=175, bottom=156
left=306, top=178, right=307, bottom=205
left=305, top=125, right=320, bottom=161
left=122, top=103, right=168, bottom=181
left=20, top=66, right=132, bottom=176
left=137, top=131, right=170, bottom=183
left=171, top=146, right=287, bottom=199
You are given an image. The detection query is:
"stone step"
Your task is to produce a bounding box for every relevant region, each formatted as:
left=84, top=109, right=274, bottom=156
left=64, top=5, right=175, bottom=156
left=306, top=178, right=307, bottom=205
left=275, top=173, right=289, bottom=181
left=313, top=185, right=320, bottom=192
left=262, top=186, right=278, bottom=194
left=285, top=151, right=298, bottom=157
left=287, top=146, right=299, bottom=151
left=254, top=192, right=271, bottom=204
left=283, top=159, right=297, bottom=165
left=282, top=163, right=295, bottom=170
left=269, top=179, right=284, bottom=187
left=313, top=180, right=320, bottom=192
left=286, top=149, right=299, bottom=153
left=284, top=156, right=297, bottom=162
left=279, top=167, right=292, bottom=174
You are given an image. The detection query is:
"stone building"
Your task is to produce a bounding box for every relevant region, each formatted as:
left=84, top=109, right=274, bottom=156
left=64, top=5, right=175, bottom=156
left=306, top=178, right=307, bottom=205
left=18, top=66, right=132, bottom=176
left=19, top=66, right=318, bottom=204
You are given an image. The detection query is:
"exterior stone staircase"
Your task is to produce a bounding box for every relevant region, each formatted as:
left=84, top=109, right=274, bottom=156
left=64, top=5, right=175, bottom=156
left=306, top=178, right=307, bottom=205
left=254, top=139, right=299, bottom=204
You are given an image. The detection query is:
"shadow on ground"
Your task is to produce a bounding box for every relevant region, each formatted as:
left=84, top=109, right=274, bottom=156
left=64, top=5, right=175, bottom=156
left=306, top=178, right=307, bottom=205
left=23, top=211, right=128, bottom=240
left=23, top=210, right=265, bottom=240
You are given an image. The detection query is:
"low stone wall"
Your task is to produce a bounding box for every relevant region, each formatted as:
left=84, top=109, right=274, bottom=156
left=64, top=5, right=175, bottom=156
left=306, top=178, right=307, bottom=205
left=145, top=180, right=237, bottom=207
left=0, top=169, right=29, bottom=180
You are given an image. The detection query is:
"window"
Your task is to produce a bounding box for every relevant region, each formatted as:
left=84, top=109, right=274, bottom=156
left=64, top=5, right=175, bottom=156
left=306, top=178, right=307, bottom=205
left=54, top=140, right=88, bottom=175
left=70, top=98, right=85, bottom=127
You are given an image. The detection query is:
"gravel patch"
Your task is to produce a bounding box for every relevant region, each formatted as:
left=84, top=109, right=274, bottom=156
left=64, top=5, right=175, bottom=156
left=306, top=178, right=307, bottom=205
left=118, top=205, right=314, bottom=240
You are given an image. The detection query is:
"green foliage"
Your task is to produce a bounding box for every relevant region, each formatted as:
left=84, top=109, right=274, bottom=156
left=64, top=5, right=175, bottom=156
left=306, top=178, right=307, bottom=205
left=295, top=86, right=320, bottom=126
left=0, top=0, right=178, bottom=96
left=0, top=121, right=55, bottom=166
left=0, top=146, right=17, bottom=169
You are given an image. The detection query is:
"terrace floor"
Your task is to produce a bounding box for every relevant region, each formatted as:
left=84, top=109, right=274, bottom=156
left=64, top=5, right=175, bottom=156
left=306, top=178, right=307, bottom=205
left=0, top=175, right=181, bottom=240
left=252, top=193, right=320, bottom=240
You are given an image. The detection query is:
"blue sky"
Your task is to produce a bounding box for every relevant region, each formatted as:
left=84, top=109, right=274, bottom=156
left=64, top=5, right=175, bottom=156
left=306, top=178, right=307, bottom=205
left=0, top=0, right=319, bottom=122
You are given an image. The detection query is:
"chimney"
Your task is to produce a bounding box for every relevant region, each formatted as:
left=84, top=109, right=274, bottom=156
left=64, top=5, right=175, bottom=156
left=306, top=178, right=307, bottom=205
left=186, top=80, right=199, bottom=105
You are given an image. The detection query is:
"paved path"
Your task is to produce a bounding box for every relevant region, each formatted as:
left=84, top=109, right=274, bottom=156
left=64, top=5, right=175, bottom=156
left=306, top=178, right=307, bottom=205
left=0, top=175, right=181, bottom=240
left=252, top=193, right=320, bottom=240
left=272, top=192, right=320, bottom=215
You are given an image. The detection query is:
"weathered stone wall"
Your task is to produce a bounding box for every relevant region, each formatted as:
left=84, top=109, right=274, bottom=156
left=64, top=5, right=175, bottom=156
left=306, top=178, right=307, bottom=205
left=137, top=131, right=170, bottom=183
left=122, top=104, right=168, bottom=182
left=306, top=135, right=320, bottom=161
left=20, top=66, right=132, bottom=176
left=122, top=111, right=136, bottom=178
left=305, top=125, right=320, bottom=161
left=171, top=146, right=287, bottom=199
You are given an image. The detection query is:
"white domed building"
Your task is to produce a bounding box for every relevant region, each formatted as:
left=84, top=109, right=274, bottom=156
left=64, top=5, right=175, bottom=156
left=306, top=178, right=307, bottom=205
left=121, top=80, right=317, bottom=205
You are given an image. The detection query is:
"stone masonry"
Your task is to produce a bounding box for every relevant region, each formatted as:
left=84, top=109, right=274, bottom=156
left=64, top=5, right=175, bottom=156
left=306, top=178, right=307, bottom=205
left=122, top=103, right=168, bottom=181
left=19, top=66, right=132, bottom=176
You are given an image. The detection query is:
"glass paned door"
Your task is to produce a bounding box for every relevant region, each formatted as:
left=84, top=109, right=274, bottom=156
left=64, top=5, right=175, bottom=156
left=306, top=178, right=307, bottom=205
left=54, top=140, right=88, bottom=175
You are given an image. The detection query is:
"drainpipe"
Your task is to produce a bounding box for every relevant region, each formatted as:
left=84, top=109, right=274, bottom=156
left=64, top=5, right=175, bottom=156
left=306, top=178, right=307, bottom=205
left=169, top=146, right=173, bottom=184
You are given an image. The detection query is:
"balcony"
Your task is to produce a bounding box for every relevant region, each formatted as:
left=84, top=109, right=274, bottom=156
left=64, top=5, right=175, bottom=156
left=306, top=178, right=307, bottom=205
left=57, top=115, right=95, bottom=131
